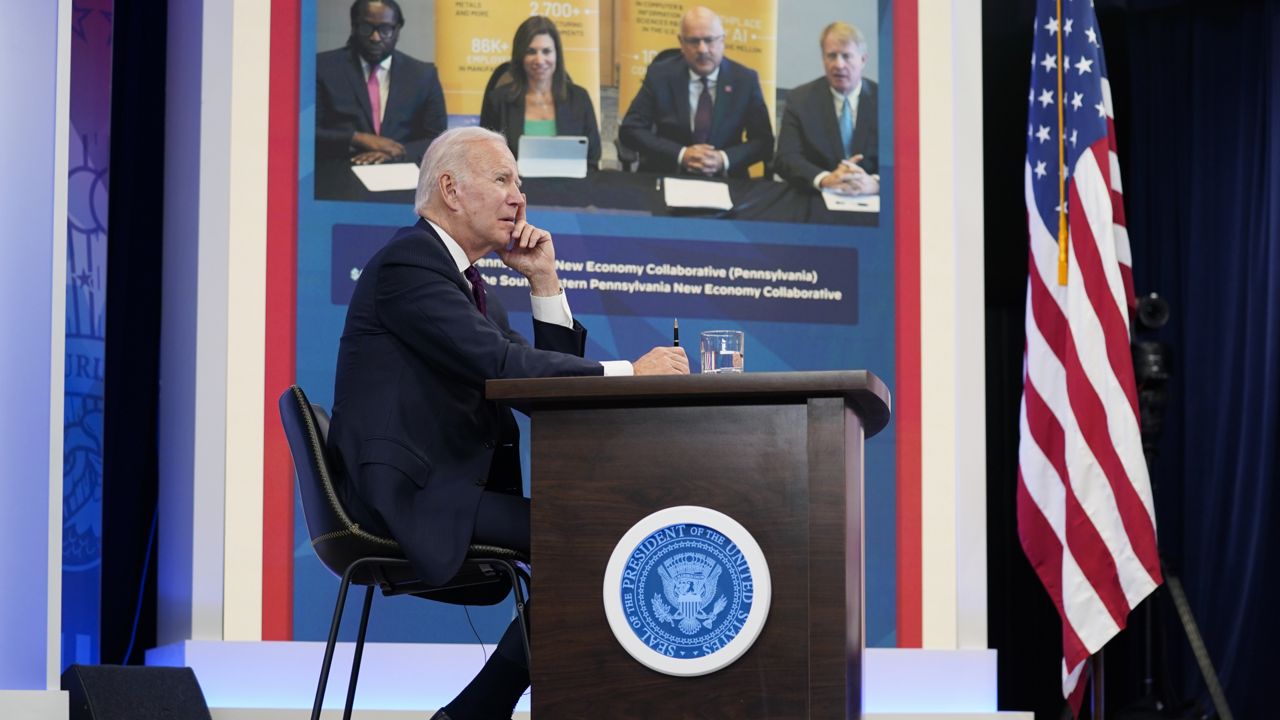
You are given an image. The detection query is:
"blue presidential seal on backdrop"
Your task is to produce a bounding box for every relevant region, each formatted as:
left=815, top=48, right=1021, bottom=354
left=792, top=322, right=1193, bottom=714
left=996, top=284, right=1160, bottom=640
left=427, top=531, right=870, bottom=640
left=602, top=506, right=771, bottom=676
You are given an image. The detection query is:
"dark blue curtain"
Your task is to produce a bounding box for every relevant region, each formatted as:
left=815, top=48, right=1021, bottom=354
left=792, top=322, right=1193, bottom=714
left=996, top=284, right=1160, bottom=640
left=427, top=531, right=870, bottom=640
left=1115, top=1, right=1280, bottom=716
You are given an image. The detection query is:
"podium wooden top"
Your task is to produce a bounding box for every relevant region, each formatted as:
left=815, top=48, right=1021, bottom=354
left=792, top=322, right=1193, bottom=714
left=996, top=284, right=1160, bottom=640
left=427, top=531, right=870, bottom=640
left=487, top=370, right=891, bottom=438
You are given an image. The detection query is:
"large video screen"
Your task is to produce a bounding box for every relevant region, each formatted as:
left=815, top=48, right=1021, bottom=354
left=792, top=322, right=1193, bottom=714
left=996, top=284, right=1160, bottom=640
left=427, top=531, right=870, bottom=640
left=291, top=0, right=902, bottom=650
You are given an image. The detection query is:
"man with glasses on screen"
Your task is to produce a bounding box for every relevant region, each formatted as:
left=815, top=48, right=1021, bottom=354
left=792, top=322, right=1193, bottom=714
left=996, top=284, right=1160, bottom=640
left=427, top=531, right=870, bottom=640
left=774, top=21, right=880, bottom=196
left=619, top=6, right=774, bottom=178
left=316, top=0, right=447, bottom=166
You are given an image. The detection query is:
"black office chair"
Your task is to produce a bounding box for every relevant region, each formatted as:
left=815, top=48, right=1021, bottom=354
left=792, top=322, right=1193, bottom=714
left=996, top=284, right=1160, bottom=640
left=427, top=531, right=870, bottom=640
left=651, top=47, right=683, bottom=64
left=277, top=385, right=530, bottom=720
left=616, top=48, right=684, bottom=171
left=614, top=135, right=641, bottom=172
left=483, top=61, right=512, bottom=103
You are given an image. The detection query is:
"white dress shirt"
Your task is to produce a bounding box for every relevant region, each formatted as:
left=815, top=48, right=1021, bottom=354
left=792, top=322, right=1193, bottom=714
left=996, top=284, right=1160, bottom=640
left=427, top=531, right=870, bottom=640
left=360, top=55, right=392, bottom=126
left=428, top=220, right=633, bottom=375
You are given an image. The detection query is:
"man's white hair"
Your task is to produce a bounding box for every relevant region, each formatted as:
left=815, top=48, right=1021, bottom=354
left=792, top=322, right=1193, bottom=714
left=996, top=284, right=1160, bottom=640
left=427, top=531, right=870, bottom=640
left=414, top=126, right=508, bottom=216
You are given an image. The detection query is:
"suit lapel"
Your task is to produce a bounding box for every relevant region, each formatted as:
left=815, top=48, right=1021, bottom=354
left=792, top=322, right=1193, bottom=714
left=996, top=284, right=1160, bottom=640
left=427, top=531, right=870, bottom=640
left=382, top=52, right=404, bottom=130
left=852, top=82, right=874, bottom=160
left=343, top=48, right=375, bottom=130
left=416, top=219, right=507, bottom=329
left=416, top=218, right=471, bottom=296
left=815, top=83, right=845, bottom=163
left=671, top=64, right=692, bottom=142
left=710, top=60, right=731, bottom=144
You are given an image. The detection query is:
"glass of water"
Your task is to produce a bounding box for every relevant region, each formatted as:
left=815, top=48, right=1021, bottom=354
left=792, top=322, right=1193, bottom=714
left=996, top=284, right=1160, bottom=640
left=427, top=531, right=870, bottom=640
left=700, top=330, right=745, bottom=373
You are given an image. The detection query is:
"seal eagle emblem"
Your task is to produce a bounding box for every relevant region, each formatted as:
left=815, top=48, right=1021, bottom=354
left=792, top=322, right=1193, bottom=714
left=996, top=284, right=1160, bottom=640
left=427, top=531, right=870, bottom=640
left=653, top=552, right=728, bottom=634
left=602, top=506, right=772, bottom=677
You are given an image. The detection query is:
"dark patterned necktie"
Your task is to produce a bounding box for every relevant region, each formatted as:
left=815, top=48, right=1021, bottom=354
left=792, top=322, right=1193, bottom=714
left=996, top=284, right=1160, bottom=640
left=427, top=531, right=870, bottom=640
left=693, top=76, right=713, bottom=144
left=463, top=266, right=487, bottom=317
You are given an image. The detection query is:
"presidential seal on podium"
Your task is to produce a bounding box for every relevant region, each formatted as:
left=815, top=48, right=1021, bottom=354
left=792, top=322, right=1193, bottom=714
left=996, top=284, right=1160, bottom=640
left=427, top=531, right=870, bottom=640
left=602, top=506, right=772, bottom=676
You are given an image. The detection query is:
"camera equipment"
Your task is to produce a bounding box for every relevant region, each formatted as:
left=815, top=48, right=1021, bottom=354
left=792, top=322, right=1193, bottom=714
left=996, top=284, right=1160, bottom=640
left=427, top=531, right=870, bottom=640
left=1115, top=293, right=1233, bottom=720
left=1132, top=294, right=1170, bottom=464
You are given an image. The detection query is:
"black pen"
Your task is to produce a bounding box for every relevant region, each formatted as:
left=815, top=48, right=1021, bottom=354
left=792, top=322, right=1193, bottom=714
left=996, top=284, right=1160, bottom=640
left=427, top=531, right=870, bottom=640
left=673, top=318, right=680, bottom=347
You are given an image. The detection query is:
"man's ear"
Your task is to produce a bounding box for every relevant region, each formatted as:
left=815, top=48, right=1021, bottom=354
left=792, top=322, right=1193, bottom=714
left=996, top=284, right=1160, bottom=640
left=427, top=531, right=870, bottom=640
left=438, top=172, right=461, bottom=210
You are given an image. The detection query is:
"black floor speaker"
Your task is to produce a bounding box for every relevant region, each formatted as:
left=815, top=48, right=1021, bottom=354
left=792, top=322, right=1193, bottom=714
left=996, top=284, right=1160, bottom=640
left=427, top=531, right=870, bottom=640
left=61, top=665, right=213, bottom=720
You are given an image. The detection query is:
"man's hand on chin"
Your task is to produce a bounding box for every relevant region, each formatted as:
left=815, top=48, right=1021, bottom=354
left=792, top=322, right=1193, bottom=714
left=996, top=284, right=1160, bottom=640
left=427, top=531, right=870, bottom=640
left=633, top=347, right=690, bottom=375
left=497, top=193, right=561, bottom=295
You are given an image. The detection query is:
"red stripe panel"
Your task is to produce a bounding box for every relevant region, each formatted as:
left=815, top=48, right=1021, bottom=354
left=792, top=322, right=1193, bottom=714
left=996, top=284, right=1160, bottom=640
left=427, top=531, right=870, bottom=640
left=1018, top=381, right=1131, bottom=627
left=1118, top=264, right=1136, bottom=320
left=262, top=0, right=301, bottom=640
left=1026, top=239, right=1074, bottom=379
left=1023, top=281, right=1132, bottom=628
left=1105, top=119, right=1124, bottom=216
left=1015, top=474, right=1088, bottom=666
left=1023, top=378, right=1129, bottom=628
left=1016, top=473, right=1063, bottom=611
left=893, top=0, right=922, bottom=649
left=1111, top=189, right=1127, bottom=228
left=1072, top=145, right=1140, bottom=420
left=1066, top=664, right=1089, bottom=718
left=1022, top=379, right=1068, bottom=481
left=1094, top=134, right=1112, bottom=193
left=1059, top=318, right=1161, bottom=588
left=1106, top=126, right=1135, bottom=316
left=1066, top=166, right=1162, bottom=584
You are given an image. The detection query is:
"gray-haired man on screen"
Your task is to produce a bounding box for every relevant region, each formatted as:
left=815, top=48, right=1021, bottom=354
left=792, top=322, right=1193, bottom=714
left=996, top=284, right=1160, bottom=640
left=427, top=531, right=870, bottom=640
left=774, top=22, right=880, bottom=195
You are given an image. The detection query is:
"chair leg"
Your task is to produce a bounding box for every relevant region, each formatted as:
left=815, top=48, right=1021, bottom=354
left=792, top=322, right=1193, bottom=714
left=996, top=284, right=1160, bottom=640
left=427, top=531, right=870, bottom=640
left=313, top=566, right=359, bottom=720
left=343, top=585, right=375, bottom=720
left=496, top=560, right=533, bottom=669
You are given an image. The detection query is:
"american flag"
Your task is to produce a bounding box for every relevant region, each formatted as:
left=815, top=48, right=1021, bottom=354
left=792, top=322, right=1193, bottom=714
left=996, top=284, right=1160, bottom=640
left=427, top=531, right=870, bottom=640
left=1019, top=0, right=1163, bottom=713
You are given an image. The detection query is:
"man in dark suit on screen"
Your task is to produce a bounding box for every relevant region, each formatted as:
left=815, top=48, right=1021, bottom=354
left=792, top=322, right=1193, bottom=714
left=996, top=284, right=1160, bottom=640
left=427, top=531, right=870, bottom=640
left=315, top=0, right=447, bottom=166
left=619, top=6, right=774, bottom=178
left=327, top=127, right=688, bottom=720
left=774, top=22, right=880, bottom=195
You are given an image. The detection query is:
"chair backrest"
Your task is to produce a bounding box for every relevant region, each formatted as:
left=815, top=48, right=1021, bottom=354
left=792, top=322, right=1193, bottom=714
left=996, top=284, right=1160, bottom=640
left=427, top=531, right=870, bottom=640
left=277, top=386, right=401, bottom=579
left=653, top=47, right=682, bottom=64
left=616, top=49, right=683, bottom=171
left=483, top=61, right=513, bottom=100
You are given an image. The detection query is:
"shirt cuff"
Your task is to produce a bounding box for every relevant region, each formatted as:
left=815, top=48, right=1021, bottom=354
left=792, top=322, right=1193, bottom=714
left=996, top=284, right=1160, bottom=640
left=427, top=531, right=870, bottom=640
left=600, top=360, right=634, bottom=376
left=529, top=290, right=573, bottom=329
left=814, top=170, right=831, bottom=190
left=720, top=151, right=730, bottom=175
left=677, top=146, right=687, bottom=168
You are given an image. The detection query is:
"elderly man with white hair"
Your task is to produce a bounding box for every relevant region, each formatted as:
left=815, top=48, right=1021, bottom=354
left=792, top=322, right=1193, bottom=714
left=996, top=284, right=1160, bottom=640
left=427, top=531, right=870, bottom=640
left=327, top=127, right=688, bottom=720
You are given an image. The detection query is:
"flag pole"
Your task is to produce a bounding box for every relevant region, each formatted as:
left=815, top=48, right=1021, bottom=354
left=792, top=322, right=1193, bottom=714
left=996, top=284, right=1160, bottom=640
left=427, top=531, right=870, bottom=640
left=1056, top=0, right=1069, bottom=285
left=1091, top=650, right=1106, bottom=719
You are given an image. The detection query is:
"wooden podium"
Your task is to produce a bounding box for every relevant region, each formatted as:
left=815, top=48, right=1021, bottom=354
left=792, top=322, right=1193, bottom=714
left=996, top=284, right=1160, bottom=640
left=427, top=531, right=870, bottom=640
left=487, top=371, right=891, bottom=719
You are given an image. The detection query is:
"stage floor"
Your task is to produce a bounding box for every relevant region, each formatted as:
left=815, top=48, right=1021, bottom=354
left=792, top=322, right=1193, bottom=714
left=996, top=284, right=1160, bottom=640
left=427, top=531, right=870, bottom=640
left=151, top=641, right=1033, bottom=719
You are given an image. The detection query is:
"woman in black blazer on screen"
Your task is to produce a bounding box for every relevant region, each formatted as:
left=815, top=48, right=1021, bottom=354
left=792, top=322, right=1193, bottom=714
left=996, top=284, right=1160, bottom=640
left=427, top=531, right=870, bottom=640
left=480, top=15, right=602, bottom=169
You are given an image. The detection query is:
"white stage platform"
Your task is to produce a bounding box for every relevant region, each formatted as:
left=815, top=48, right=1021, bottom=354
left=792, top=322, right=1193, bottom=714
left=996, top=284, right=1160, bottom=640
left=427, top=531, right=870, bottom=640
left=150, top=641, right=1031, bottom=719
left=209, top=707, right=1029, bottom=712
